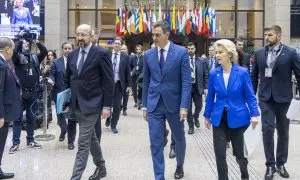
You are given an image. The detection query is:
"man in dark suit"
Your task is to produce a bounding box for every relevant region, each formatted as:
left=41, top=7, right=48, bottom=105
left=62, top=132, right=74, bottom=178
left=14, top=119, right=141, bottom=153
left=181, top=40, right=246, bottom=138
left=131, top=44, right=144, bottom=108
left=204, top=45, right=218, bottom=73
left=64, top=24, right=114, bottom=180
left=251, top=25, right=300, bottom=180
left=142, top=21, right=191, bottom=180
left=0, top=37, right=20, bottom=179
left=235, top=38, right=251, bottom=72
left=105, top=37, right=131, bottom=133
left=49, top=41, right=77, bottom=150
left=120, top=44, right=130, bottom=116
left=186, top=42, right=208, bottom=134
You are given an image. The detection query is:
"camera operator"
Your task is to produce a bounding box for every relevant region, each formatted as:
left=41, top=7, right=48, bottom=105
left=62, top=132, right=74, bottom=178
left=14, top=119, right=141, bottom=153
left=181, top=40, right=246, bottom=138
left=9, top=30, right=47, bottom=154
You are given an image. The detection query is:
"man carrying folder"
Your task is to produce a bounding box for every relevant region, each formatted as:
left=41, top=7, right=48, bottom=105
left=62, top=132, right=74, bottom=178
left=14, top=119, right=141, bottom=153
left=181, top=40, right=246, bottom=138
left=64, top=24, right=114, bottom=180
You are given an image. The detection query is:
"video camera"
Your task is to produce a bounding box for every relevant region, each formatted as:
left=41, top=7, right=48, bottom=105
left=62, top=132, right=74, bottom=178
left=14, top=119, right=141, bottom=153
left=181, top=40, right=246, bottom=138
left=19, top=26, right=42, bottom=41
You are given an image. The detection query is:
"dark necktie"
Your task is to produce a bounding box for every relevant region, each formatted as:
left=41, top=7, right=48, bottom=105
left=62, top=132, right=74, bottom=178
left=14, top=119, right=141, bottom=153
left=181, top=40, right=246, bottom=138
left=7, top=61, right=20, bottom=86
left=78, top=50, right=86, bottom=73
left=190, top=57, right=194, bottom=68
left=113, top=53, right=118, bottom=74
left=160, top=49, right=165, bottom=72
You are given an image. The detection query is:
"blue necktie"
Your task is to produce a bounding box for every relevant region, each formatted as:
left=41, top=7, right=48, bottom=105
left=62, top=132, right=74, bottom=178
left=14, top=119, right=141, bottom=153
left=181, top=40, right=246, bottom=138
left=160, top=49, right=165, bottom=72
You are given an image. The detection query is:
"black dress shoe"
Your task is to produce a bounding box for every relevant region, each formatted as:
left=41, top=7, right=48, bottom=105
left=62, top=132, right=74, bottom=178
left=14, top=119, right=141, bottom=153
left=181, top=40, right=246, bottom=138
left=105, top=118, right=110, bottom=127
left=89, top=166, right=107, bottom=180
left=68, top=143, right=75, bottom=150
left=264, top=166, right=276, bottom=180
left=111, top=128, right=118, bottom=134
left=0, top=168, right=14, bottom=179
left=169, top=147, right=176, bottom=159
left=188, top=127, right=194, bottom=134
left=277, top=165, right=289, bottom=178
left=123, top=111, right=127, bottom=116
left=174, top=165, right=184, bottom=179
left=59, top=134, right=65, bottom=141
left=194, top=120, right=200, bottom=128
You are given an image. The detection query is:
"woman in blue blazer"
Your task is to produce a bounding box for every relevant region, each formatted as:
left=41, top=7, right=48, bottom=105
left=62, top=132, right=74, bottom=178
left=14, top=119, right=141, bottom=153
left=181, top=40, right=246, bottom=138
left=203, top=39, right=260, bottom=180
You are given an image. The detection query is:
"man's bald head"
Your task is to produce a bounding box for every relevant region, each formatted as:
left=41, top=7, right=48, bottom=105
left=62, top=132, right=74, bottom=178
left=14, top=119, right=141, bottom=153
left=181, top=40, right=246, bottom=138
left=76, top=24, right=92, bottom=34
left=75, top=24, right=92, bottom=48
left=0, top=37, right=15, bottom=60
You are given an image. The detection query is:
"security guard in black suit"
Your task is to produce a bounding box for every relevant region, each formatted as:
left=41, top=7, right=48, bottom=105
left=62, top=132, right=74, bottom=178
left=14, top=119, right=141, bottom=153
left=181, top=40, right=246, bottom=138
left=252, top=25, right=300, bottom=180
left=0, top=37, right=21, bottom=179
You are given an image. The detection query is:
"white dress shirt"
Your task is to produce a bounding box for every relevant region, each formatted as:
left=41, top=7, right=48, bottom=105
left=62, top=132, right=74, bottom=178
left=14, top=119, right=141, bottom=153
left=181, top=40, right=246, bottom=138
left=112, top=50, right=121, bottom=81
left=76, top=43, right=92, bottom=69
left=157, top=41, right=171, bottom=62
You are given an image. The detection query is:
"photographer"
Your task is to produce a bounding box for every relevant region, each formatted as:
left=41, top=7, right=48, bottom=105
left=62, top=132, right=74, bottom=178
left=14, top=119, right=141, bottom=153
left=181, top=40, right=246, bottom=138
left=9, top=30, right=47, bottom=154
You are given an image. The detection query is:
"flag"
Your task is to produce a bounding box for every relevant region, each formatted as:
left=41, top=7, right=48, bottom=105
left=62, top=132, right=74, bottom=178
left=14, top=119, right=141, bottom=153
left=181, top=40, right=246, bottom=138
left=152, top=2, right=157, bottom=24
left=115, top=8, right=121, bottom=36
left=126, top=8, right=132, bottom=35
left=135, top=8, right=140, bottom=33
left=147, top=4, right=152, bottom=33
left=185, top=7, right=191, bottom=35
left=166, top=7, right=171, bottom=26
left=181, top=5, right=186, bottom=36
left=198, top=6, right=202, bottom=35
left=139, top=5, right=143, bottom=33
left=177, top=3, right=182, bottom=34
left=143, top=5, right=148, bottom=33
left=158, top=2, right=162, bottom=21
left=130, top=8, right=136, bottom=34
left=211, top=8, right=217, bottom=37
left=122, top=7, right=127, bottom=35
left=171, top=3, right=176, bottom=34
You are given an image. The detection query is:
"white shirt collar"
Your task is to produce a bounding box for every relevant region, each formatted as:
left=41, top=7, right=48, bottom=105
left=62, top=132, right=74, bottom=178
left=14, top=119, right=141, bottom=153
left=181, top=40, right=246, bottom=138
left=80, top=43, right=92, bottom=54
left=0, top=53, right=6, bottom=61
left=157, top=41, right=171, bottom=54
left=112, top=49, right=121, bottom=55
left=63, top=56, right=67, bottom=61
left=190, top=55, right=195, bottom=59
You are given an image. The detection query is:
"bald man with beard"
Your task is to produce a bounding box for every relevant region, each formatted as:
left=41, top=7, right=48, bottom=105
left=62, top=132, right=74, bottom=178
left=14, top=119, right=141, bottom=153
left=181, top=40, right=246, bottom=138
left=64, top=24, right=114, bottom=180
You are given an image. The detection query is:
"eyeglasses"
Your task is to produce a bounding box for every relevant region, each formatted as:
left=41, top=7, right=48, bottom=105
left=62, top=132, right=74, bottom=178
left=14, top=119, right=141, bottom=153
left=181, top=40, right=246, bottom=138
left=75, top=33, right=90, bottom=37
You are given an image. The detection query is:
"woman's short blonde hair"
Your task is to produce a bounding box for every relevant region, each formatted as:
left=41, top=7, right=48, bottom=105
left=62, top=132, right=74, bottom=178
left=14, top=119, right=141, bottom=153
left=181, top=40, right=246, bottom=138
left=214, top=39, right=238, bottom=64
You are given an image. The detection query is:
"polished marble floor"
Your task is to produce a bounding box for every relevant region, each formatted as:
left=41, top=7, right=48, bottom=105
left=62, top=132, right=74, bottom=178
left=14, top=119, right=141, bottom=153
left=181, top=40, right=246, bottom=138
left=2, top=98, right=300, bottom=180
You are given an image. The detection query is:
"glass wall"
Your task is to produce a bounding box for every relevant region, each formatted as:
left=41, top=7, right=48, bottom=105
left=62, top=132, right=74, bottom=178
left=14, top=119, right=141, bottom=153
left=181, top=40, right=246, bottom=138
left=68, top=0, right=264, bottom=52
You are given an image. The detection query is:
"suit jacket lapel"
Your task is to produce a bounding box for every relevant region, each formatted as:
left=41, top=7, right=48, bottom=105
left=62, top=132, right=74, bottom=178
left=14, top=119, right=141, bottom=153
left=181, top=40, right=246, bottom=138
left=152, top=47, right=162, bottom=77
left=0, top=58, right=21, bottom=87
left=79, top=45, right=97, bottom=75
left=227, top=65, right=238, bottom=92
left=272, top=45, right=287, bottom=73
left=163, top=42, right=175, bottom=77
left=216, top=68, right=226, bottom=93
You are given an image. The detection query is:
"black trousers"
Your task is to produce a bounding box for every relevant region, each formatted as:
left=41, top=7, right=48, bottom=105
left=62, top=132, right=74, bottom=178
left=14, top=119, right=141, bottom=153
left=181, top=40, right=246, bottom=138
left=213, top=109, right=249, bottom=180
left=0, top=122, right=9, bottom=166
left=131, top=75, right=138, bottom=104
left=109, top=81, right=123, bottom=129
left=137, top=84, right=142, bottom=105
left=187, top=84, right=202, bottom=128
left=94, top=116, right=102, bottom=142
left=122, top=90, right=129, bottom=111
left=259, top=99, right=290, bottom=167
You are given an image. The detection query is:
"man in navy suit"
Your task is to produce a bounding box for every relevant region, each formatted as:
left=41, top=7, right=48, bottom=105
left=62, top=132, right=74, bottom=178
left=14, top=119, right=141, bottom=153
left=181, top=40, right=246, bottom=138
left=49, top=41, right=77, bottom=150
left=131, top=44, right=144, bottom=109
left=251, top=25, right=300, bottom=180
left=104, top=37, right=131, bottom=133
left=235, top=39, right=251, bottom=72
left=142, top=21, right=191, bottom=180
left=0, top=37, right=20, bottom=179
left=186, top=42, right=208, bottom=134
left=204, top=45, right=219, bottom=73
left=64, top=24, right=114, bottom=180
